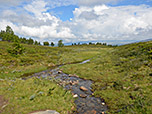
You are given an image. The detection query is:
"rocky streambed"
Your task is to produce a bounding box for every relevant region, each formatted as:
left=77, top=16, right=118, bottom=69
left=24, top=60, right=108, bottom=114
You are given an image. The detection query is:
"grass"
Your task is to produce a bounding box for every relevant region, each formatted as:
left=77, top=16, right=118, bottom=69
left=61, top=41, right=152, bottom=113
left=0, top=40, right=152, bottom=113
left=0, top=78, right=75, bottom=114
left=0, top=41, right=105, bottom=113
left=0, top=41, right=101, bottom=79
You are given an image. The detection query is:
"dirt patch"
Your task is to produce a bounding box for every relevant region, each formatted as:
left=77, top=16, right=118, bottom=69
left=0, top=95, right=8, bottom=113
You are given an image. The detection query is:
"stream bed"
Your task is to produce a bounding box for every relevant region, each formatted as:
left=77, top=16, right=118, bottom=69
left=24, top=60, right=108, bottom=114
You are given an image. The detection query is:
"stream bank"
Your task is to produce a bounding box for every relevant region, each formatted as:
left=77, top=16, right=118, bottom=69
left=23, top=60, right=108, bottom=114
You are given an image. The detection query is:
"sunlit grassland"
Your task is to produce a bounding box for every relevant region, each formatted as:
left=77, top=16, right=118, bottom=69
left=0, top=41, right=102, bottom=79
left=0, top=78, right=75, bottom=114
left=0, top=41, right=109, bottom=114
left=61, top=41, right=152, bottom=113
left=1, top=40, right=152, bottom=113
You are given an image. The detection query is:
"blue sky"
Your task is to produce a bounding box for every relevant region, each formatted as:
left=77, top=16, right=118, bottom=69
left=0, top=0, right=152, bottom=44
left=51, top=0, right=152, bottom=21
left=110, top=0, right=152, bottom=6
left=50, top=5, right=78, bottom=21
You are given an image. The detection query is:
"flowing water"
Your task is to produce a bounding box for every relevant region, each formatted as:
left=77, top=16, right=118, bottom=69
left=24, top=60, right=108, bottom=114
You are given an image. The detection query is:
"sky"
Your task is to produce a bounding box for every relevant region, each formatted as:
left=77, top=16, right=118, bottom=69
left=0, top=0, right=152, bottom=45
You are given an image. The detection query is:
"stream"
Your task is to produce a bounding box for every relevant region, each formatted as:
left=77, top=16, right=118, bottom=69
left=24, top=60, right=108, bottom=114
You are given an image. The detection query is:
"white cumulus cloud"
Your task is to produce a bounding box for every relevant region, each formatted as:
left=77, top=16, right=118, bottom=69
left=78, top=0, right=121, bottom=6
left=0, top=0, right=152, bottom=44
left=68, top=5, right=152, bottom=42
left=0, top=0, right=76, bottom=43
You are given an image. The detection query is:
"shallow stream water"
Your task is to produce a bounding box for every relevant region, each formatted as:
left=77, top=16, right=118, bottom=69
left=24, top=60, right=108, bottom=114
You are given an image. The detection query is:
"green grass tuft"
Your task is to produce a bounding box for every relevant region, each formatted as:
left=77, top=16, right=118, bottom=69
left=0, top=78, right=75, bottom=114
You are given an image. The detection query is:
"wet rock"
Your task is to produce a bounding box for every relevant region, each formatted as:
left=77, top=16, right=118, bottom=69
left=74, top=80, right=79, bottom=85
left=73, top=94, right=78, bottom=98
left=69, top=80, right=73, bottom=85
left=80, top=94, right=87, bottom=98
left=25, top=59, right=108, bottom=114
left=30, top=110, right=60, bottom=114
left=70, top=80, right=79, bottom=85
left=84, top=110, right=97, bottom=114
left=80, top=86, right=88, bottom=91
left=102, top=102, right=105, bottom=105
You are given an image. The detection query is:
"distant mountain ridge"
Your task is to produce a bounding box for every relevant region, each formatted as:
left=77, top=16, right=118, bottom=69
left=140, top=38, right=152, bottom=42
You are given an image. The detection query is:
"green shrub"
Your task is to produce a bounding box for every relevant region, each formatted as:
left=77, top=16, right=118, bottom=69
left=7, top=42, right=25, bottom=56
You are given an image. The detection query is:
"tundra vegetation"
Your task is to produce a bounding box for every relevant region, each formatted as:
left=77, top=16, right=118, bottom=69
left=0, top=26, right=152, bottom=113
left=62, top=41, right=152, bottom=113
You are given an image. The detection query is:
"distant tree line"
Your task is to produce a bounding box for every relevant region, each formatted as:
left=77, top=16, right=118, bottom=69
left=71, top=42, right=117, bottom=47
left=0, top=26, right=41, bottom=45
left=43, top=40, right=64, bottom=47
left=0, top=25, right=117, bottom=47
left=0, top=26, right=64, bottom=47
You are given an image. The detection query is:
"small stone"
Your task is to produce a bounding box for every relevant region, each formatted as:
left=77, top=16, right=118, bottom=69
left=58, top=71, right=62, bottom=74
left=72, top=82, right=76, bottom=85
left=74, top=80, right=79, bottom=85
left=101, top=102, right=105, bottom=105
left=71, top=106, right=75, bottom=110
left=123, top=87, right=127, bottom=90
left=69, top=80, right=73, bottom=85
left=30, top=110, right=60, bottom=114
left=80, top=86, right=88, bottom=91
left=72, top=93, right=74, bottom=95
left=70, top=80, right=79, bottom=85
left=69, top=74, right=79, bottom=77
left=29, top=94, right=36, bottom=100
left=69, top=74, right=73, bottom=77
left=80, top=94, right=87, bottom=98
left=74, top=74, right=79, bottom=77
left=73, top=94, right=78, bottom=98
